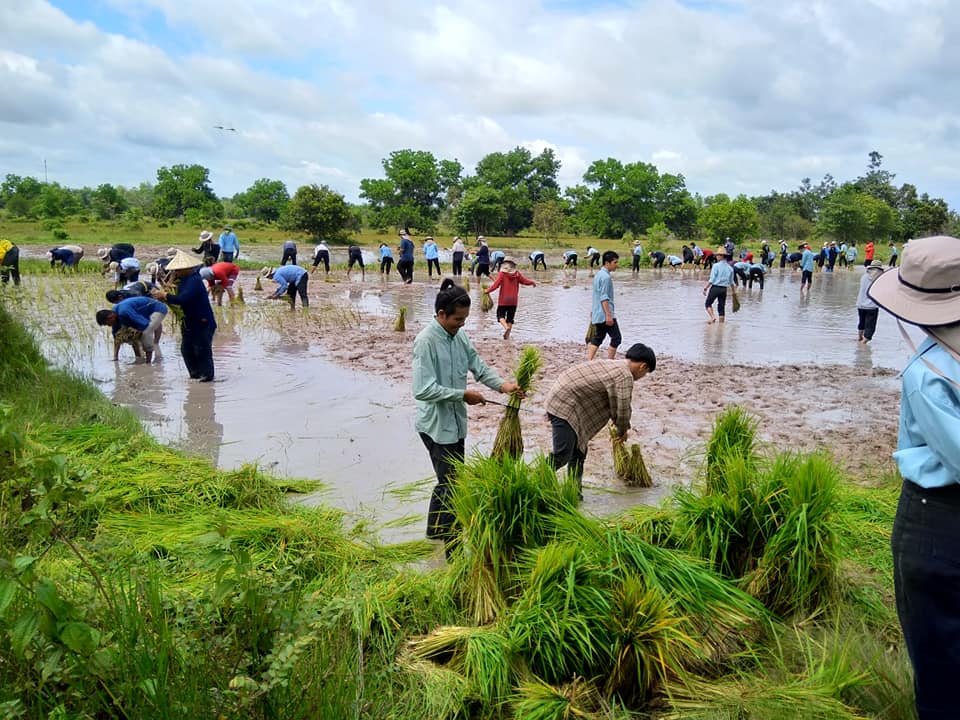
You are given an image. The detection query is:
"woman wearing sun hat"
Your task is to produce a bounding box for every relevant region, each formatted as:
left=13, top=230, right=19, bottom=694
left=867, top=234, right=960, bottom=719
left=151, top=250, right=217, bottom=381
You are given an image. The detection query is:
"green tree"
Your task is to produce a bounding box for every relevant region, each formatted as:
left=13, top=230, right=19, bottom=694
left=466, top=147, right=560, bottom=234
left=451, top=186, right=507, bottom=237
left=359, top=150, right=459, bottom=232
left=817, top=184, right=898, bottom=245
left=281, top=184, right=353, bottom=242
left=91, top=183, right=129, bottom=220
left=153, top=164, right=221, bottom=219
left=854, top=151, right=897, bottom=206
left=698, top=193, right=760, bottom=244
left=531, top=200, right=567, bottom=246
left=576, top=158, right=663, bottom=239
left=233, top=178, right=289, bottom=222
left=120, top=182, right=155, bottom=216
left=1, top=174, right=43, bottom=217
left=35, top=183, right=82, bottom=219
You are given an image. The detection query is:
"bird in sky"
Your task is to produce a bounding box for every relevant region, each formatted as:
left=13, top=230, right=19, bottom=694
left=213, top=126, right=237, bottom=132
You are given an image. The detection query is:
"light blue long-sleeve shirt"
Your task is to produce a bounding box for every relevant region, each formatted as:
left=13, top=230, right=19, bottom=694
left=424, top=241, right=439, bottom=260
left=270, top=265, right=307, bottom=296
left=708, top=261, right=734, bottom=287
left=219, top=231, right=239, bottom=254
left=894, top=337, right=960, bottom=488
left=800, top=249, right=815, bottom=271
left=591, top=267, right=615, bottom=323
left=412, top=319, right=505, bottom=444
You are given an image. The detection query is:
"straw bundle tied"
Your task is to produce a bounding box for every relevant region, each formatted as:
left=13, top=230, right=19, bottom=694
left=584, top=319, right=596, bottom=344
left=235, top=286, right=245, bottom=303
left=480, top=283, right=493, bottom=312
left=492, top=346, right=542, bottom=459
left=254, top=275, right=262, bottom=291
left=731, top=285, right=741, bottom=313
left=394, top=306, right=407, bottom=331
left=610, top=425, right=652, bottom=487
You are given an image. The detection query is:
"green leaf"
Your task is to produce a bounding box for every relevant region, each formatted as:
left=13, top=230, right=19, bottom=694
left=36, top=578, right=72, bottom=620
left=0, top=578, right=18, bottom=617
left=59, top=622, right=101, bottom=655
left=9, top=609, right=39, bottom=657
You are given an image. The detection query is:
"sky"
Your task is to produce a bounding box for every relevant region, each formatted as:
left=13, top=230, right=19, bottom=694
left=2, top=0, right=959, bottom=207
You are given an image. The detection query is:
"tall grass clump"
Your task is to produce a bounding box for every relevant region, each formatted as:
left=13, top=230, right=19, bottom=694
left=491, top=346, right=542, bottom=459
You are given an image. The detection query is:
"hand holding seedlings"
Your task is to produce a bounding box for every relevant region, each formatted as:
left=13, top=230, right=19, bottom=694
left=500, top=381, right=523, bottom=397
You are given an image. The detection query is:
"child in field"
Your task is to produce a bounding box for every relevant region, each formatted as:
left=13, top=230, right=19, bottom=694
left=484, top=257, right=536, bottom=339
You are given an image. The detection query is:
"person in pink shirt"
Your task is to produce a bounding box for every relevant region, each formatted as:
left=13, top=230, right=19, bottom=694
left=484, top=256, right=536, bottom=339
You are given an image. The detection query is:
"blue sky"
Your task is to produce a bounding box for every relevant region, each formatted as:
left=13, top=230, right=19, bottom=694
left=1, top=0, right=959, bottom=209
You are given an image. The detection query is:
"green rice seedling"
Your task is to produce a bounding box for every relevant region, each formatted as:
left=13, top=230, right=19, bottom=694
left=610, top=424, right=653, bottom=487
left=235, top=286, right=245, bottom=304
left=461, top=276, right=470, bottom=292
left=491, top=346, right=542, bottom=459
left=585, top=319, right=596, bottom=343
left=745, top=453, right=842, bottom=617
left=512, top=677, right=603, bottom=720
left=731, top=285, right=741, bottom=313
left=396, top=651, right=470, bottom=720
left=394, top=306, right=407, bottom=331
left=480, top=283, right=493, bottom=311
left=254, top=274, right=263, bottom=291
left=704, top=406, right=759, bottom=493
left=445, top=454, right=578, bottom=623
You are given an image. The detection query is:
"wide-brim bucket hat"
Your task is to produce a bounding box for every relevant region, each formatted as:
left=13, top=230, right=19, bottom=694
left=867, top=235, right=960, bottom=327
left=165, top=250, right=203, bottom=272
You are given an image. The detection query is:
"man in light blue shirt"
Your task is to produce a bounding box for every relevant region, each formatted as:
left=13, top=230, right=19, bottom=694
left=218, top=226, right=239, bottom=262
left=423, top=236, right=440, bottom=277
left=265, top=264, right=309, bottom=308
left=587, top=251, right=620, bottom=360
left=703, top=247, right=734, bottom=323
left=799, top=244, right=815, bottom=290
left=631, top=241, right=643, bottom=273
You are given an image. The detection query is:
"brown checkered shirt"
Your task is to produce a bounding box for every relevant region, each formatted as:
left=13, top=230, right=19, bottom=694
left=544, top=361, right=635, bottom=452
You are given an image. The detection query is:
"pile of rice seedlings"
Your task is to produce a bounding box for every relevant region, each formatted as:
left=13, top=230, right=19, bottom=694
left=480, top=284, right=493, bottom=311
left=491, top=346, right=542, bottom=459
left=512, top=677, right=604, bottom=720
left=254, top=274, right=263, bottom=291
left=394, top=306, right=407, bottom=331
left=609, top=424, right=652, bottom=487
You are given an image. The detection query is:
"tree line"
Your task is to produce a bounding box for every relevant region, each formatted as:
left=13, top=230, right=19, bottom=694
left=1, top=150, right=953, bottom=245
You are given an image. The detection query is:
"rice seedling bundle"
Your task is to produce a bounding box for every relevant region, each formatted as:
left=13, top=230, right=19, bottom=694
left=254, top=275, right=263, bottom=291
left=731, top=285, right=741, bottom=312
left=394, top=306, right=407, bottom=332
left=609, top=425, right=652, bottom=487
left=235, top=286, right=245, bottom=304
left=512, top=677, right=603, bottom=720
left=396, top=652, right=470, bottom=719
left=584, top=319, right=596, bottom=343
left=480, top=284, right=493, bottom=311
left=461, top=277, right=470, bottom=292
left=705, top=406, right=758, bottom=493
left=491, top=346, right=542, bottom=460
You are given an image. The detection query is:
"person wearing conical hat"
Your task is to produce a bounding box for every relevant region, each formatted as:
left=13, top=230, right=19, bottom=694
left=703, top=247, right=734, bottom=324
left=151, top=250, right=217, bottom=381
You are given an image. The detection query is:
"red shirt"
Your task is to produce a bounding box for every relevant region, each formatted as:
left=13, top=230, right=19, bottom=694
left=485, top=270, right=535, bottom=306
left=865, top=242, right=875, bottom=260
left=208, top=262, right=239, bottom=286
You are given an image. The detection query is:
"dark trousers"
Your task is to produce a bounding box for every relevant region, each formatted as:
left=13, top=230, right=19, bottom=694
left=380, top=257, right=393, bottom=274
left=890, top=256, right=899, bottom=267
left=427, top=258, right=440, bottom=276
left=632, top=254, right=641, bottom=271
left=547, top=414, right=585, bottom=494
left=532, top=256, right=547, bottom=270
left=221, top=251, right=235, bottom=263
left=420, top=433, right=465, bottom=541
left=780, top=252, right=787, bottom=269
left=281, top=249, right=297, bottom=265
left=286, top=273, right=309, bottom=307
left=475, top=263, right=489, bottom=278
left=748, top=269, right=764, bottom=289
left=181, top=324, right=215, bottom=381
left=397, top=259, right=413, bottom=283
left=892, top=480, right=960, bottom=719
left=589, top=255, right=600, bottom=267
left=733, top=268, right=748, bottom=286
left=705, top=285, right=727, bottom=316
left=857, top=308, right=879, bottom=340
left=1, top=246, right=20, bottom=285
left=313, top=251, right=329, bottom=272
left=452, top=253, right=463, bottom=276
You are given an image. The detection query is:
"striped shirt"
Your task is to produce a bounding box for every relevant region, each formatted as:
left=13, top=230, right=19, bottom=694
left=545, top=361, right=636, bottom=452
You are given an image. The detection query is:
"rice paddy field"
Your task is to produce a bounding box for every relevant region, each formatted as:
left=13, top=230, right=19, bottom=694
left=0, top=238, right=917, bottom=718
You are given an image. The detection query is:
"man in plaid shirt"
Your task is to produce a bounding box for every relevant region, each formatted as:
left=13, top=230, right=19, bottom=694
left=545, top=343, right=656, bottom=495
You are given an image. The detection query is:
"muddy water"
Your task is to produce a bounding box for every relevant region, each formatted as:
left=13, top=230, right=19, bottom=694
left=7, top=263, right=918, bottom=545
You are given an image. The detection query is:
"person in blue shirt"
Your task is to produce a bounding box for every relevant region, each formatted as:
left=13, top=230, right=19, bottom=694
left=867, top=235, right=960, bottom=720
left=264, top=264, right=309, bottom=308
left=587, top=251, right=621, bottom=360
left=703, top=247, right=734, bottom=323
left=490, top=249, right=505, bottom=272
left=631, top=241, right=643, bottom=273
left=218, top=226, right=240, bottom=263
left=423, top=237, right=441, bottom=278
left=799, top=243, right=816, bottom=291
left=666, top=254, right=683, bottom=270
left=413, top=279, right=521, bottom=553
left=151, top=251, right=217, bottom=381
left=48, top=245, right=84, bottom=269
left=732, top=259, right=750, bottom=287
left=529, top=250, right=547, bottom=271
left=397, top=233, right=415, bottom=284
left=379, top=242, right=394, bottom=276
left=96, top=296, right=168, bottom=363
left=747, top=262, right=766, bottom=290
left=563, top=250, right=578, bottom=268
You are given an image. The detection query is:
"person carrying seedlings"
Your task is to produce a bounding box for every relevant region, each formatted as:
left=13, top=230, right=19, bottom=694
left=151, top=250, right=217, bottom=381
left=347, top=245, right=365, bottom=279
left=866, top=235, right=960, bottom=720
left=379, top=242, right=394, bottom=276
left=484, top=257, right=536, bottom=340
left=587, top=250, right=621, bottom=360
left=199, top=261, right=240, bottom=306
left=0, top=239, right=20, bottom=286
left=280, top=239, right=297, bottom=266
left=413, top=278, right=523, bottom=552
left=312, top=240, right=331, bottom=275
left=703, top=246, right=734, bottom=324
left=96, top=295, right=168, bottom=363
left=855, top=259, right=885, bottom=343
left=218, top=226, right=239, bottom=263
left=263, top=264, right=309, bottom=308
left=48, top=245, right=84, bottom=269
left=423, top=236, right=441, bottom=277
left=529, top=250, right=547, bottom=271
left=397, top=232, right=415, bottom=284
left=544, top=342, right=656, bottom=495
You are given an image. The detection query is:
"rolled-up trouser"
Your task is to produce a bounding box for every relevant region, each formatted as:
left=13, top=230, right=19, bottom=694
left=141, top=312, right=165, bottom=352
left=421, top=433, right=465, bottom=541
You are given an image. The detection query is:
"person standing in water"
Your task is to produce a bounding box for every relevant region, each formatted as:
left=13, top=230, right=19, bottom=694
left=703, top=247, right=734, bottom=324
left=484, top=257, right=536, bottom=340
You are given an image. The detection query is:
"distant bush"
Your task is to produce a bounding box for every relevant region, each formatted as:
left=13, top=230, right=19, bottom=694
left=40, top=218, right=63, bottom=231
left=52, top=229, right=69, bottom=241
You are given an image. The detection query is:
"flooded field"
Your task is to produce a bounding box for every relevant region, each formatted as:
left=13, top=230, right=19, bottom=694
left=2, top=260, right=908, bottom=542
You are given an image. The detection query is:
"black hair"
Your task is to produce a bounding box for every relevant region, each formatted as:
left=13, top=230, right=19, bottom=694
left=435, top=278, right=471, bottom=315
left=105, top=290, right=123, bottom=303
left=625, top=343, right=657, bottom=372
left=95, top=309, right=115, bottom=326
left=602, top=250, right=619, bottom=264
